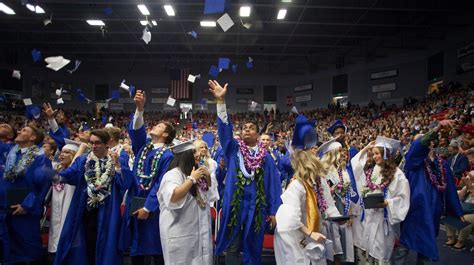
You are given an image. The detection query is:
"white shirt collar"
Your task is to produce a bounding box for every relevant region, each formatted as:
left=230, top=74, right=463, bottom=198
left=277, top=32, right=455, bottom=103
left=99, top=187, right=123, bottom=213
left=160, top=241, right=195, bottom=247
left=153, top=142, right=165, bottom=149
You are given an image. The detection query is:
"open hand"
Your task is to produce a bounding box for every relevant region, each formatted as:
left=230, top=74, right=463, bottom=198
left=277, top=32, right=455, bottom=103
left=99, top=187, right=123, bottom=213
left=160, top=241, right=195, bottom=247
left=42, top=102, right=58, bottom=119
left=208, top=80, right=228, bottom=101
left=11, top=204, right=27, bottom=216
left=133, top=208, right=150, bottom=220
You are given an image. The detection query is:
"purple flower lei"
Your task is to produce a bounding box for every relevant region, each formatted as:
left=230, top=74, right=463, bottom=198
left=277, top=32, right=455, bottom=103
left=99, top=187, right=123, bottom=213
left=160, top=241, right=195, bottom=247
left=196, top=158, right=209, bottom=192
left=312, top=177, right=328, bottom=213
left=364, top=167, right=389, bottom=191
left=424, top=157, right=447, bottom=192
left=237, top=139, right=267, bottom=172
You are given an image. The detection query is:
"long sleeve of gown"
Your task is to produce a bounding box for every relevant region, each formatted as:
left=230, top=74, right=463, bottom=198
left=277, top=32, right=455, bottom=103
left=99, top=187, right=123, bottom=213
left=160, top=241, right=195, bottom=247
left=276, top=180, right=305, bottom=232
left=386, top=170, right=410, bottom=225
left=21, top=156, right=52, bottom=215
left=217, top=103, right=236, bottom=158
left=265, top=156, right=282, bottom=216
left=58, top=156, right=85, bottom=186
left=350, top=151, right=367, bottom=187
left=128, top=110, right=147, bottom=157
left=159, top=170, right=188, bottom=210
left=404, top=139, right=429, bottom=172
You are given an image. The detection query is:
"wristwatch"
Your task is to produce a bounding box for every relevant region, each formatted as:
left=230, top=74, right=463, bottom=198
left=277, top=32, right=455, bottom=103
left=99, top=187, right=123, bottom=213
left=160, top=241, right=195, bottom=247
left=187, top=175, right=197, bottom=184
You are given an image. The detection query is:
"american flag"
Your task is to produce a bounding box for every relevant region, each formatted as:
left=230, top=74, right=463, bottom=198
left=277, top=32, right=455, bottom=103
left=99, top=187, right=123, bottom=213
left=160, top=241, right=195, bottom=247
left=170, top=68, right=191, bottom=100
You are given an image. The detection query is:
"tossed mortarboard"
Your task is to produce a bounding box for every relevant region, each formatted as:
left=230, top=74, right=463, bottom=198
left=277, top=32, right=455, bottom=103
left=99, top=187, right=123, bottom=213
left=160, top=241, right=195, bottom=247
left=111, top=90, right=120, bottom=100
left=172, top=139, right=196, bottom=154
left=327, top=119, right=347, bottom=135
left=166, top=96, right=176, bottom=107
left=218, top=57, right=230, bottom=69
left=187, top=74, right=197, bottom=83
left=189, top=30, right=198, bottom=39
left=12, top=70, right=21, bottom=80
left=142, top=27, right=151, bottom=44
left=319, top=138, right=343, bottom=155
left=204, top=0, right=230, bottom=15
left=25, top=105, right=41, bottom=120
left=31, top=49, right=41, bottom=62
left=63, top=138, right=81, bottom=152
left=202, top=132, right=215, bottom=148
left=246, top=57, right=253, bottom=69
left=104, top=7, right=113, bottom=15
left=217, top=13, right=234, bottom=32
left=119, top=80, right=136, bottom=97
left=374, top=136, right=401, bottom=160
left=208, top=65, right=219, bottom=78
left=43, top=15, right=52, bottom=26
left=292, top=114, right=318, bottom=150
left=45, top=56, right=70, bottom=71
left=67, top=60, right=81, bottom=74
left=232, top=64, right=238, bottom=73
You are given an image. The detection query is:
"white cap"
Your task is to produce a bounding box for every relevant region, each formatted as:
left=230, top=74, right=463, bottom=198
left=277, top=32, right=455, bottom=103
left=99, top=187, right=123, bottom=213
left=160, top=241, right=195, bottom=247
left=319, top=138, right=342, bottom=155
left=45, top=56, right=71, bottom=71
left=62, top=138, right=80, bottom=152
left=374, top=136, right=401, bottom=159
left=104, top=123, right=114, bottom=128
left=172, top=139, right=196, bottom=154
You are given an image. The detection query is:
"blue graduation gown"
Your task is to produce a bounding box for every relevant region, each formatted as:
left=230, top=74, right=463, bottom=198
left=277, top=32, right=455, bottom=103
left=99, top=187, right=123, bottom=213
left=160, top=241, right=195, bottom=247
left=119, top=124, right=173, bottom=256
left=0, top=142, right=14, bottom=168
left=215, top=116, right=282, bottom=265
left=54, top=155, right=129, bottom=265
left=278, top=152, right=293, bottom=186
left=49, top=127, right=68, bottom=151
left=400, top=139, right=463, bottom=261
left=0, top=150, right=51, bottom=264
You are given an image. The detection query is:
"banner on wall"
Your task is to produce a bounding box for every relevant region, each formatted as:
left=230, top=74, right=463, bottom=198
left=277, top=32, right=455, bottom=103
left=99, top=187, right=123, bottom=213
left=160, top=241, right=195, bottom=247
left=118, top=98, right=134, bottom=104
left=457, top=43, right=474, bottom=58
left=294, top=83, right=313, bottom=92
left=236, top=98, right=250, bottom=105
left=236, top=88, right=254, bottom=95
left=370, top=69, right=398, bottom=80
left=457, top=60, right=474, bottom=74
left=372, top=82, right=396, bottom=93
left=109, top=103, right=124, bottom=110
left=295, top=94, right=311, bottom=103
left=151, top=98, right=167, bottom=104
left=151, top=88, right=168, bottom=94
left=377, top=92, right=391, bottom=99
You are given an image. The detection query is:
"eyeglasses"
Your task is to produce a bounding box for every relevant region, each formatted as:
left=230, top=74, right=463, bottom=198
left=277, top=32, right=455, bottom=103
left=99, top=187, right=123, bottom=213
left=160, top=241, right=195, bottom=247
left=90, top=141, right=104, bottom=146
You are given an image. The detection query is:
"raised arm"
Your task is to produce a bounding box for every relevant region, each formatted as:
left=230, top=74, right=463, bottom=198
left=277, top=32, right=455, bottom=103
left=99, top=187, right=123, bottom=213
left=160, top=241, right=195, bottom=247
left=128, top=90, right=147, bottom=156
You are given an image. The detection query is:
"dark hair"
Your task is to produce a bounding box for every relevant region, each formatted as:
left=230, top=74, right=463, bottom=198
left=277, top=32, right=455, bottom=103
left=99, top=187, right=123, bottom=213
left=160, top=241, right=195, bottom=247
left=90, top=129, right=110, bottom=144
left=243, top=120, right=260, bottom=134
left=27, top=125, right=45, bottom=145
left=162, top=121, right=176, bottom=145
left=45, top=139, right=58, bottom=155
left=168, top=149, right=196, bottom=177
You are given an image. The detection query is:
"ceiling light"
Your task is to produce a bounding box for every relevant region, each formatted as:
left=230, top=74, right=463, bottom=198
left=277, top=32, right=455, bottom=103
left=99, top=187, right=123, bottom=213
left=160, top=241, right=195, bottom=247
left=140, top=20, right=157, bottom=26
left=137, top=4, right=150, bottom=16
left=239, top=6, right=251, bottom=17
left=26, top=4, right=35, bottom=12
left=35, top=6, right=45, bottom=14
left=282, top=0, right=292, bottom=2
left=200, top=21, right=216, bottom=27
left=87, top=20, right=105, bottom=26
left=277, top=9, right=287, bottom=20
left=163, top=5, right=175, bottom=16
left=0, top=2, right=15, bottom=15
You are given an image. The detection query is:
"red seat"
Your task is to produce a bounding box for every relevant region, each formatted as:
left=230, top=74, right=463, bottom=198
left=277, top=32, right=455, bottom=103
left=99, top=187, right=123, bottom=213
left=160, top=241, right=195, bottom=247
left=210, top=207, right=217, bottom=220
left=120, top=204, right=125, bottom=216
left=263, top=234, right=274, bottom=249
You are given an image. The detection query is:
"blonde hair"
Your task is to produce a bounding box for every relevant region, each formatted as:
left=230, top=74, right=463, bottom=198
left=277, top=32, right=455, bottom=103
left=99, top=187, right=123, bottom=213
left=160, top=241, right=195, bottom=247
left=194, top=139, right=210, bottom=167
left=291, top=149, right=327, bottom=185
left=320, top=147, right=346, bottom=172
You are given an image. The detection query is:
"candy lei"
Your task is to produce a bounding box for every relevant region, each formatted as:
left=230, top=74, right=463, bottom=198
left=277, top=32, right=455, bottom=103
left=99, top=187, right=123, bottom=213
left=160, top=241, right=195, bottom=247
left=4, top=145, right=40, bottom=182
left=424, top=157, right=447, bottom=192
left=312, top=176, right=328, bottom=213
left=84, top=153, right=115, bottom=208
left=136, top=143, right=169, bottom=190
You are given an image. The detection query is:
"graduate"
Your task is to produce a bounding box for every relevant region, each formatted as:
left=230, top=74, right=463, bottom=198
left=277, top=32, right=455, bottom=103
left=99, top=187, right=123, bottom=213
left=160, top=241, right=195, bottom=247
left=319, top=138, right=356, bottom=263
left=394, top=120, right=464, bottom=264
left=202, top=132, right=226, bottom=200
left=43, top=103, right=71, bottom=150
left=350, top=136, right=410, bottom=264
left=209, top=80, right=282, bottom=265
left=194, top=139, right=220, bottom=206
left=120, top=90, right=175, bottom=265
left=274, top=114, right=341, bottom=265
left=53, top=129, right=130, bottom=265
left=48, top=139, right=80, bottom=259
left=158, top=140, right=217, bottom=264
left=327, top=120, right=358, bottom=160
left=0, top=125, right=52, bottom=264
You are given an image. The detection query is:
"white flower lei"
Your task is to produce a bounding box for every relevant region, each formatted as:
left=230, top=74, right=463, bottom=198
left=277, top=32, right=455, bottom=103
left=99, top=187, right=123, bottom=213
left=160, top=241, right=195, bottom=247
left=84, top=152, right=115, bottom=208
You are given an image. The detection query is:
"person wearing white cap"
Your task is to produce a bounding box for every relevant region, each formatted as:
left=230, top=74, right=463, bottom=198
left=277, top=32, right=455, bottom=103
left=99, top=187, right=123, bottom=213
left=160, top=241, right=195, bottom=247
left=157, top=140, right=213, bottom=264
left=319, top=138, right=356, bottom=263
left=48, top=139, right=79, bottom=259
left=274, top=114, right=340, bottom=265
left=350, top=136, right=410, bottom=264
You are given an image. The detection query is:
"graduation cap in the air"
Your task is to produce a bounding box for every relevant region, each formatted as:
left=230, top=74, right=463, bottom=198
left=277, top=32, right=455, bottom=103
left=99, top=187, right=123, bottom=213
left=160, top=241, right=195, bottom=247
left=202, top=132, right=215, bottom=148
left=45, top=56, right=71, bottom=71
left=246, top=57, right=253, bottom=69
left=119, top=80, right=136, bottom=97
left=217, top=13, right=234, bottom=32
left=319, top=138, right=343, bottom=155
left=23, top=98, right=41, bottom=120
left=218, top=57, right=230, bottom=70
left=111, top=90, right=120, bottom=100
left=31, top=49, right=41, bottom=62
left=374, top=136, right=401, bottom=160
left=232, top=64, right=238, bottom=73
left=327, top=119, right=347, bottom=135
left=209, top=65, right=219, bottom=78
left=204, top=0, right=230, bottom=15
left=188, top=30, right=198, bottom=39
left=172, top=139, right=196, bottom=154
left=104, top=7, right=113, bottom=15
left=292, top=114, right=318, bottom=150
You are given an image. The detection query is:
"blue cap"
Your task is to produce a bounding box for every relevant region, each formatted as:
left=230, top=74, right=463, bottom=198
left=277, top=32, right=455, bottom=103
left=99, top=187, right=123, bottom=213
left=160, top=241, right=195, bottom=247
left=31, top=49, right=41, bottom=62
left=25, top=105, right=41, bottom=120
left=101, top=115, right=107, bottom=125
left=292, top=114, right=318, bottom=150
left=128, top=85, right=136, bottom=97
left=204, top=0, right=230, bottom=15
left=218, top=57, right=230, bottom=70
left=79, top=122, right=91, bottom=132
left=202, top=132, right=215, bottom=148
left=190, top=30, right=198, bottom=39
left=232, top=64, right=238, bottom=73
left=104, top=7, right=113, bottom=15
left=200, top=98, right=208, bottom=106
left=209, top=65, right=219, bottom=78
left=111, top=90, right=120, bottom=100
left=327, top=119, right=347, bottom=135
left=246, top=61, right=253, bottom=69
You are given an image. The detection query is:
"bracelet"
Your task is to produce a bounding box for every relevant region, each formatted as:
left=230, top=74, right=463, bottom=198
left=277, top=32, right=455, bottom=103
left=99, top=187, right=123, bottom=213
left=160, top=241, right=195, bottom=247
left=186, top=175, right=197, bottom=184
left=308, top=231, right=313, bottom=238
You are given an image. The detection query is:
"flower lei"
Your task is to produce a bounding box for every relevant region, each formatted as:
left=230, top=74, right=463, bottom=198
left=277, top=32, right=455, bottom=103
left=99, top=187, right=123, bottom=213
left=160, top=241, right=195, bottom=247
left=362, top=166, right=390, bottom=196
left=52, top=163, right=65, bottom=192
left=4, top=145, right=40, bottom=182
left=312, top=176, right=328, bottom=213
left=196, top=158, right=210, bottom=192
left=424, top=157, right=447, bottom=191
left=136, top=143, right=169, bottom=190
left=228, top=167, right=266, bottom=233
left=84, top=152, right=115, bottom=208
left=237, top=139, right=267, bottom=172
left=334, top=168, right=351, bottom=196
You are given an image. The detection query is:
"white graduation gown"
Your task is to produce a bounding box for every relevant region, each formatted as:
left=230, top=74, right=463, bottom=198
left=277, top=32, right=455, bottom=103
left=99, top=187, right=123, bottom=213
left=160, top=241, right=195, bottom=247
left=48, top=183, right=76, bottom=253
left=274, top=178, right=340, bottom=265
left=350, top=152, right=410, bottom=262
left=158, top=167, right=217, bottom=265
